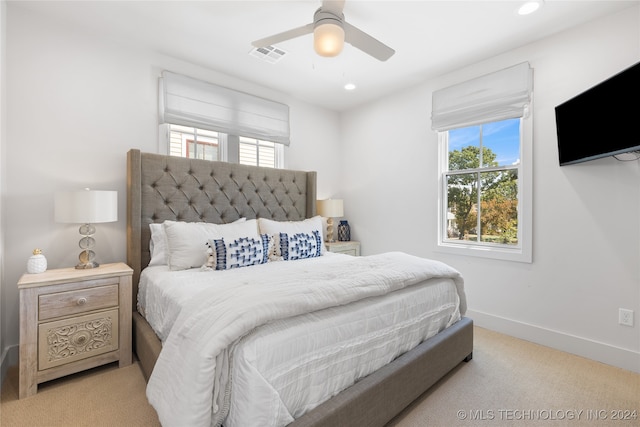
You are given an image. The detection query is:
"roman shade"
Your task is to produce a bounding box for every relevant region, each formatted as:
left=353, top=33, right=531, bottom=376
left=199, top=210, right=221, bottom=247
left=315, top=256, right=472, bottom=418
left=159, top=71, right=290, bottom=145
left=431, top=62, right=533, bottom=131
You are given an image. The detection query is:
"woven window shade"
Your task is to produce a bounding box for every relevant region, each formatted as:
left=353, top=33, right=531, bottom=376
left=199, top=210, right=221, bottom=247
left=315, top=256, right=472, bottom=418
left=432, top=62, right=533, bottom=131
left=159, top=71, right=290, bottom=145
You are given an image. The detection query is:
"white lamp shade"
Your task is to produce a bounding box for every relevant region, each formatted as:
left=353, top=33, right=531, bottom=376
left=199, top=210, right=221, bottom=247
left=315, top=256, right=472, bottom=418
left=55, top=189, right=118, bottom=224
left=314, top=22, right=345, bottom=57
left=317, top=199, right=344, bottom=218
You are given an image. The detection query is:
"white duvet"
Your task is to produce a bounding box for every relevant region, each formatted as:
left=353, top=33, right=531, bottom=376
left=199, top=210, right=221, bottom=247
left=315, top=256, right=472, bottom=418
left=144, top=252, right=467, bottom=427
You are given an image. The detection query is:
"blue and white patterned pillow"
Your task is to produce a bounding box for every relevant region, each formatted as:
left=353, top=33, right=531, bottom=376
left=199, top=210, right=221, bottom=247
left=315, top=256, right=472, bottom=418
left=279, top=231, right=323, bottom=261
left=211, top=234, right=271, bottom=270
left=257, top=216, right=326, bottom=260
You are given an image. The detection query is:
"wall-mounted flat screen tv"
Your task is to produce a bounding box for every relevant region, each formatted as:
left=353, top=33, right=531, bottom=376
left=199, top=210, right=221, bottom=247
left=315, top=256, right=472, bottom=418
left=555, top=62, right=640, bottom=166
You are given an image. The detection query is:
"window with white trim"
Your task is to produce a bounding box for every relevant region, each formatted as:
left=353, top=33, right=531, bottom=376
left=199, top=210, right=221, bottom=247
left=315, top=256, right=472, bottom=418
left=166, top=124, right=283, bottom=168
left=238, top=136, right=281, bottom=168
left=441, top=118, right=524, bottom=242
left=159, top=71, right=289, bottom=169
left=169, top=124, right=220, bottom=161
left=433, top=63, right=533, bottom=262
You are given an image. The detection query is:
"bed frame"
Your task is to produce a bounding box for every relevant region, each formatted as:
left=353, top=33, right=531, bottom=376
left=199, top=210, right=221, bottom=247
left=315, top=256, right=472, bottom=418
left=126, top=149, right=473, bottom=427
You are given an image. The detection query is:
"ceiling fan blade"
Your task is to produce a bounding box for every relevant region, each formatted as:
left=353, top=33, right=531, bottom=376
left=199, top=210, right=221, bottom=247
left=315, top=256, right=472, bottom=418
left=252, top=23, right=314, bottom=48
left=344, top=22, right=395, bottom=61
left=321, top=0, right=345, bottom=15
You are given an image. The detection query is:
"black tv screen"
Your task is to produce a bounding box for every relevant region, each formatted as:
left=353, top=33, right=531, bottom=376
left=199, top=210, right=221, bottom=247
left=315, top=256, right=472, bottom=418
left=555, top=62, right=640, bottom=166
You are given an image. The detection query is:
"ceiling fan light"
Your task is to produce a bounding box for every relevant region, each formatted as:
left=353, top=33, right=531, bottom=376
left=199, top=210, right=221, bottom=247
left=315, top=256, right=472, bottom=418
left=314, top=22, right=344, bottom=57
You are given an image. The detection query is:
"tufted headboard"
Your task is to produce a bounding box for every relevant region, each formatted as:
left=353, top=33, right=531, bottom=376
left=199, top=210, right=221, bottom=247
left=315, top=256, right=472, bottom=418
left=126, top=149, right=317, bottom=308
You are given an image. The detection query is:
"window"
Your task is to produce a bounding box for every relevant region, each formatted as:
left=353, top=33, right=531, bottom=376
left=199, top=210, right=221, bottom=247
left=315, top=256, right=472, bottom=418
left=159, top=71, right=289, bottom=169
left=169, top=124, right=220, bottom=161
left=238, top=137, right=281, bottom=168
left=166, top=124, right=282, bottom=168
left=433, top=62, right=533, bottom=262
left=438, top=116, right=531, bottom=262
left=442, top=118, right=521, bottom=242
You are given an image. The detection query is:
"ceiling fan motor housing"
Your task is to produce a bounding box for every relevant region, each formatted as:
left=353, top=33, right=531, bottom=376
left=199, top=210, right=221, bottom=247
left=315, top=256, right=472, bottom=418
left=313, top=9, right=344, bottom=29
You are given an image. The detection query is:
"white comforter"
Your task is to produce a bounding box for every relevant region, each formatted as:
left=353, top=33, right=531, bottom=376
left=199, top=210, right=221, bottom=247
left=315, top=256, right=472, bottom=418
left=146, top=252, right=466, bottom=427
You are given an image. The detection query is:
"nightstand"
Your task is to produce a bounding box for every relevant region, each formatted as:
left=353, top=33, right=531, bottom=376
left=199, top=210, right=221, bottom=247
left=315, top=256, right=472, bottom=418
left=17, top=262, right=133, bottom=398
left=325, top=241, right=361, bottom=256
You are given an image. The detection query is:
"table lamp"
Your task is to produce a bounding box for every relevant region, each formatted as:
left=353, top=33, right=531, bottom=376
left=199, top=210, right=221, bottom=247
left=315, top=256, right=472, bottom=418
left=55, top=188, right=118, bottom=269
left=317, top=199, right=343, bottom=243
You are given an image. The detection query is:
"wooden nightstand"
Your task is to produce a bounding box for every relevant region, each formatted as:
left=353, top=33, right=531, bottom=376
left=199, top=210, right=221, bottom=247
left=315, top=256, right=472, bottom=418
left=325, top=241, right=361, bottom=256
left=17, top=262, right=133, bottom=398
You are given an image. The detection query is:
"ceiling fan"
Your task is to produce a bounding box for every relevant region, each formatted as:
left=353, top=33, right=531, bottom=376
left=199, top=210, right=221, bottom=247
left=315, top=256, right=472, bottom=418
left=251, top=0, right=395, bottom=61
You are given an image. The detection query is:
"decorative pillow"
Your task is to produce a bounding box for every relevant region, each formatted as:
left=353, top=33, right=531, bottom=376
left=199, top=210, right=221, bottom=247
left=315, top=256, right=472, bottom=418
left=149, top=218, right=247, bottom=267
left=278, top=230, right=323, bottom=261
left=258, top=216, right=326, bottom=259
left=163, top=218, right=256, bottom=271
left=209, top=234, right=271, bottom=270
left=148, top=223, right=169, bottom=266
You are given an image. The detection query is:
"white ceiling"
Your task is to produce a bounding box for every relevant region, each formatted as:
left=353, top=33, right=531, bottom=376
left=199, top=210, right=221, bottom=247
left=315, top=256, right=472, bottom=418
left=12, top=0, right=638, bottom=111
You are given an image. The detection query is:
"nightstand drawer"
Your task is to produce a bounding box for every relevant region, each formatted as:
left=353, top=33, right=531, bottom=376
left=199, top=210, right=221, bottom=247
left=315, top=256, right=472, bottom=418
left=339, top=248, right=358, bottom=256
left=38, top=308, right=120, bottom=370
left=325, top=241, right=361, bottom=256
left=38, top=283, right=119, bottom=321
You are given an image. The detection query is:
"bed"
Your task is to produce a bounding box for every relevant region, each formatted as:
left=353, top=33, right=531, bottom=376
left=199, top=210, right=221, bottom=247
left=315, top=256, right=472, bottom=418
left=126, top=149, right=473, bottom=427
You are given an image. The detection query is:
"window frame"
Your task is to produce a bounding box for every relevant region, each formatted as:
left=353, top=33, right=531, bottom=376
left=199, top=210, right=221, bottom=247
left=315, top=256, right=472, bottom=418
left=187, top=138, right=218, bottom=161
left=159, top=124, right=283, bottom=169
left=436, top=114, right=532, bottom=263
left=238, top=136, right=283, bottom=169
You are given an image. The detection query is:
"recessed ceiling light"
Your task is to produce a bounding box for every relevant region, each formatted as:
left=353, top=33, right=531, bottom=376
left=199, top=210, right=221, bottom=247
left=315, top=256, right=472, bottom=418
left=518, top=1, right=541, bottom=15
left=344, top=83, right=356, bottom=91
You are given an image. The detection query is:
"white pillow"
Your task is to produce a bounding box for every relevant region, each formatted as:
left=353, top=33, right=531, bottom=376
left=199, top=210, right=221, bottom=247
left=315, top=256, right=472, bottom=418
left=148, top=223, right=169, bottom=266
left=258, top=216, right=326, bottom=259
left=163, top=219, right=257, bottom=271
left=148, top=218, right=247, bottom=267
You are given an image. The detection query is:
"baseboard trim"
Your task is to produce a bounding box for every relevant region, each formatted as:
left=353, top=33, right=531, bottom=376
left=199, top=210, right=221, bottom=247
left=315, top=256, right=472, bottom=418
left=467, top=309, right=640, bottom=373
left=0, top=344, right=19, bottom=391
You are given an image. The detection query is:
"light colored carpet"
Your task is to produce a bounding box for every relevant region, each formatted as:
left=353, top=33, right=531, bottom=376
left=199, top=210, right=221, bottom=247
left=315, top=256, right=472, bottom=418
left=1, top=327, right=638, bottom=426
left=0, top=361, right=161, bottom=426
left=389, top=327, right=640, bottom=427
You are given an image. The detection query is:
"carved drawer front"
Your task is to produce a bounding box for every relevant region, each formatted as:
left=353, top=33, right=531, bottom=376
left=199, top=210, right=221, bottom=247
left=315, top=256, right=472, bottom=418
left=38, top=309, right=119, bottom=370
left=38, top=284, right=119, bottom=321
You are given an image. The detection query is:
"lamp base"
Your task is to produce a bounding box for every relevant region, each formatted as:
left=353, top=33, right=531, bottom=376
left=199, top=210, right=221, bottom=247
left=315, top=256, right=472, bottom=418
left=326, top=217, right=335, bottom=243
left=75, top=248, right=98, bottom=269
left=75, top=261, right=99, bottom=269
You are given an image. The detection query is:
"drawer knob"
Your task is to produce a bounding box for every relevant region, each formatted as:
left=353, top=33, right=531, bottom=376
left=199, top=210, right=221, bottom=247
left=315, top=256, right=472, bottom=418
left=77, top=297, right=87, bottom=306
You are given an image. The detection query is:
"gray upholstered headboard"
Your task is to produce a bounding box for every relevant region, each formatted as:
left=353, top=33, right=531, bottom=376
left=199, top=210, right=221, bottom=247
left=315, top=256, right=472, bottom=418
left=126, top=149, right=317, bottom=307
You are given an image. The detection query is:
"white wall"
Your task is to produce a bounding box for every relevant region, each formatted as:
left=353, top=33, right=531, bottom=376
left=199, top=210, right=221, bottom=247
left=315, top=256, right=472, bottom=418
left=341, top=7, right=640, bottom=372
left=0, top=4, right=340, bottom=373
left=0, top=0, right=7, bottom=382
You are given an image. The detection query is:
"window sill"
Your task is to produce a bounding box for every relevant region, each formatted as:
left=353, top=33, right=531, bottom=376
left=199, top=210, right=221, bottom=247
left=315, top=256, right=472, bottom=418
left=436, top=241, right=532, bottom=263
